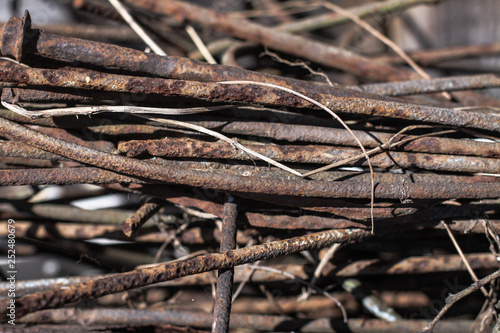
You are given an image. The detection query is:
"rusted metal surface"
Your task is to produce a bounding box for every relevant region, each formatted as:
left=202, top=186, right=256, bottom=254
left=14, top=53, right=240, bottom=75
left=0, top=264, right=307, bottom=297
left=0, top=141, right=69, bottom=160
left=245, top=213, right=368, bottom=229
left=118, top=137, right=500, bottom=173
left=27, top=125, right=115, bottom=152
left=122, top=199, right=164, bottom=237
left=0, top=12, right=498, bottom=130
left=130, top=0, right=415, bottom=82
left=0, top=13, right=327, bottom=89
left=276, top=0, right=439, bottom=34
left=105, top=182, right=497, bottom=230
left=2, top=87, right=93, bottom=103
left=0, top=11, right=32, bottom=62
left=187, top=120, right=500, bottom=158
left=104, top=183, right=414, bottom=224
left=360, top=74, right=500, bottom=96
left=1, top=164, right=496, bottom=188
left=0, top=5, right=499, bottom=331
left=213, top=200, right=238, bottom=333
left=0, top=228, right=368, bottom=320
left=2, top=115, right=500, bottom=200
left=18, top=308, right=473, bottom=332
left=29, top=204, right=133, bottom=224
left=336, top=253, right=498, bottom=276
left=0, top=275, right=103, bottom=297
left=376, top=42, right=500, bottom=66
left=0, top=167, right=145, bottom=186
left=0, top=220, right=242, bottom=244
left=2, top=59, right=499, bottom=132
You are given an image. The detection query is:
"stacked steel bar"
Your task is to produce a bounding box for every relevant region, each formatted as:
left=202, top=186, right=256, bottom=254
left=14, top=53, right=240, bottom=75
left=0, top=1, right=499, bottom=332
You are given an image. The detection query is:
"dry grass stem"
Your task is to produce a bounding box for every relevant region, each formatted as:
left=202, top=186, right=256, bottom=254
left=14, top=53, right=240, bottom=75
left=220, top=80, right=376, bottom=232
left=441, top=221, right=489, bottom=297
left=185, top=25, right=217, bottom=64
left=108, top=0, right=167, bottom=56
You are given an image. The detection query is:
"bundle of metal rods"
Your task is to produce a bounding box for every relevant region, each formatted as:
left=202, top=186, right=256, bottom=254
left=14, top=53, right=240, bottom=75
left=0, top=0, right=499, bottom=332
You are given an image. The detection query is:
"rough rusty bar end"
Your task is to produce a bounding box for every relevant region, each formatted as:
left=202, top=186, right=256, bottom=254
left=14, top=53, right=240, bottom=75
left=0, top=10, right=36, bottom=62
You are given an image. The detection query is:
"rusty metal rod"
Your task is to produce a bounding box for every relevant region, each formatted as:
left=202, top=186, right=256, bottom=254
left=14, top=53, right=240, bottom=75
left=0, top=141, right=72, bottom=161
left=18, top=308, right=473, bottom=332
left=2, top=86, right=94, bottom=103
left=179, top=120, right=500, bottom=159
left=213, top=199, right=238, bottom=333
left=103, top=183, right=498, bottom=229
left=0, top=13, right=335, bottom=90
left=1, top=61, right=499, bottom=132
left=118, top=137, right=500, bottom=174
left=3, top=95, right=499, bottom=159
left=126, top=1, right=497, bottom=108
left=0, top=167, right=146, bottom=186
left=336, top=253, right=498, bottom=276
left=191, top=0, right=438, bottom=62
left=376, top=42, right=500, bottom=66
left=1, top=117, right=499, bottom=200
left=0, top=165, right=497, bottom=188
left=128, top=0, right=415, bottom=82
left=0, top=20, right=141, bottom=43
left=0, top=220, right=241, bottom=244
left=0, top=228, right=369, bottom=320
left=0, top=264, right=307, bottom=297
left=359, top=74, right=500, bottom=96
left=122, top=199, right=164, bottom=237
left=275, top=0, right=441, bottom=34
left=2, top=13, right=497, bottom=125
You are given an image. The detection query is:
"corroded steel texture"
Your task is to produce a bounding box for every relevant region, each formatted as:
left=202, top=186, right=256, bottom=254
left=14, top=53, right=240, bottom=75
left=213, top=201, right=238, bottom=333
left=1, top=115, right=500, bottom=200
left=0, top=141, right=68, bottom=160
left=130, top=0, right=415, bottom=81
left=122, top=200, right=163, bottom=237
left=0, top=228, right=369, bottom=320
left=118, top=137, right=500, bottom=173
left=336, top=253, right=498, bottom=276
left=191, top=120, right=500, bottom=158
left=0, top=264, right=308, bottom=296
left=1, top=164, right=496, bottom=188
left=0, top=10, right=33, bottom=61
left=18, top=308, right=473, bottom=332
left=0, top=167, right=145, bottom=186
left=2, top=87, right=93, bottom=103
left=360, top=74, right=500, bottom=96
left=1, top=60, right=499, bottom=132
left=377, top=42, right=500, bottom=66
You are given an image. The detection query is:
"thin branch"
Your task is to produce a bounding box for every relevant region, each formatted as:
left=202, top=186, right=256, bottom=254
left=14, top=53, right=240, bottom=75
left=299, top=242, right=342, bottom=301
left=262, top=48, right=335, bottom=86
left=421, top=269, right=500, bottom=333
left=246, top=264, right=348, bottom=323
left=441, top=221, right=489, bottom=296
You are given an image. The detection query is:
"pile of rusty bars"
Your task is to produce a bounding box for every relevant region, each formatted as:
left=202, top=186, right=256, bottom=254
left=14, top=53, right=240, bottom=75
left=1, top=0, right=500, bottom=332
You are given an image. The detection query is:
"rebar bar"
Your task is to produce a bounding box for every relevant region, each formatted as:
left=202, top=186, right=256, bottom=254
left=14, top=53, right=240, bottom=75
left=0, top=228, right=368, bottom=320
left=212, top=199, right=237, bottom=333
